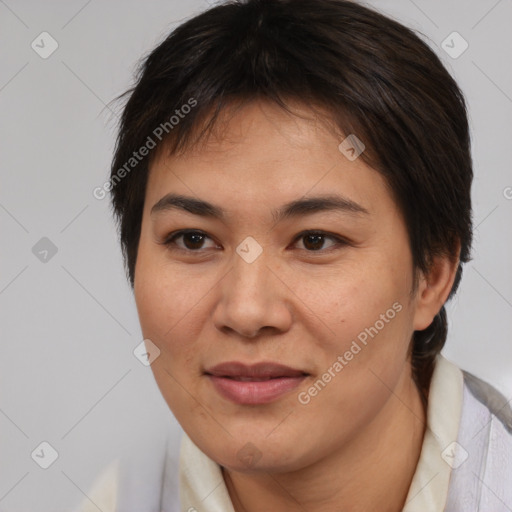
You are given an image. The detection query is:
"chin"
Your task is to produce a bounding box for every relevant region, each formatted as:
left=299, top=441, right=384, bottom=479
left=210, top=436, right=307, bottom=474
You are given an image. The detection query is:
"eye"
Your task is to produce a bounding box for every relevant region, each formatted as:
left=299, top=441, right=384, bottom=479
left=161, top=229, right=348, bottom=254
left=292, top=230, right=348, bottom=252
left=163, top=230, right=218, bottom=252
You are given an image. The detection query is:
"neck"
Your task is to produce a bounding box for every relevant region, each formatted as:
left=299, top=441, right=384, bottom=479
left=223, top=365, right=427, bottom=512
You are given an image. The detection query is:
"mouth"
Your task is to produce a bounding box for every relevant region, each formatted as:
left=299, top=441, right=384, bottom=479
left=219, top=376, right=288, bottom=381
left=204, top=361, right=309, bottom=405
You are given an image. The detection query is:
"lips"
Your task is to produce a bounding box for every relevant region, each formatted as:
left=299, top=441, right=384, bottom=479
left=205, top=361, right=308, bottom=405
left=205, top=361, right=307, bottom=380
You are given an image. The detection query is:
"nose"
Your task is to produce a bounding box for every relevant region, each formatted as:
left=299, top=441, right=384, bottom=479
left=211, top=249, right=293, bottom=339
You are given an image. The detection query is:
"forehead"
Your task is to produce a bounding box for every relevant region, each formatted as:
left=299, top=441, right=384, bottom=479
left=145, top=101, right=395, bottom=221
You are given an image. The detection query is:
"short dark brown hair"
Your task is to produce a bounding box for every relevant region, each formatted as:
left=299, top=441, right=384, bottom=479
left=109, top=0, right=473, bottom=397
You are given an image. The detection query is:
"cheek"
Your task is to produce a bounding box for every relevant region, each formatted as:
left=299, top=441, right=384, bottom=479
left=298, top=254, right=414, bottom=412
left=134, top=250, right=205, bottom=363
left=134, top=260, right=207, bottom=417
left=297, top=304, right=413, bottom=443
left=308, top=261, right=407, bottom=347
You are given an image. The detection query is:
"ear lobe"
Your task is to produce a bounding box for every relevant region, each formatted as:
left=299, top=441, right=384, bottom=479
left=412, top=246, right=460, bottom=332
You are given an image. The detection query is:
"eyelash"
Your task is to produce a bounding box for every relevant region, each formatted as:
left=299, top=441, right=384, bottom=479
left=161, top=229, right=349, bottom=255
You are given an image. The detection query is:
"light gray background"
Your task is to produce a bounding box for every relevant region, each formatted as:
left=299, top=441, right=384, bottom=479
left=1, top=0, right=511, bottom=510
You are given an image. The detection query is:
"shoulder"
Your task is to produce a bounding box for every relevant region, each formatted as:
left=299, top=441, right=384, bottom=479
left=444, top=365, right=512, bottom=511
left=461, top=369, right=512, bottom=435
left=73, top=422, right=180, bottom=512
left=74, top=459, right=120, bottom=512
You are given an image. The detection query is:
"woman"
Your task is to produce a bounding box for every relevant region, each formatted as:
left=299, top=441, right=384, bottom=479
left=80, top=0, right=512, bottom=510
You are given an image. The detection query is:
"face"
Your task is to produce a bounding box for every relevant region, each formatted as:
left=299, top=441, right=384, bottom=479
left=134, top=101, right=425, bottom=473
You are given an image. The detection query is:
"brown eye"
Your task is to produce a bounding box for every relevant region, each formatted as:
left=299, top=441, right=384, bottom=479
left=294, top=231, right=347, bottom=252
left=302, top=234, right=327, bottom=251
left=164, top=230, right=218, bottom=251
left=182, top=232, right=206, bottom=249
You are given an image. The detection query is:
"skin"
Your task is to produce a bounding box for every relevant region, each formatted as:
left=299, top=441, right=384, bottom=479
left=134, top=100, right=459, bottom=511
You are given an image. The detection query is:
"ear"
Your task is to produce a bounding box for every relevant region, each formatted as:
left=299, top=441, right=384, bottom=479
left=412, top=243, right=461, bottom=332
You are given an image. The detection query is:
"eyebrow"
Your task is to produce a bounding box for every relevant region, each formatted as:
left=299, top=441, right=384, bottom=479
left=150, top=193, right=370, bottom=223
